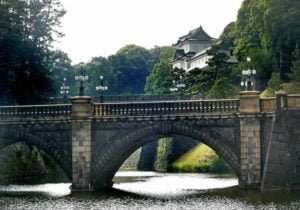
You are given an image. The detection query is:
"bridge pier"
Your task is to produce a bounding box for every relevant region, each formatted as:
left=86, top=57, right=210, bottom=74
left=239, top=91, right=262, bottom=187
left=71, top=96, right=93, bottom=191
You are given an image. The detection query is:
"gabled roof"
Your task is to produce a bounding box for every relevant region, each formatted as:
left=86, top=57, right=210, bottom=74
left=171, top=49, right=196, bottom=62
left=174, top=26, right=214, bottom=46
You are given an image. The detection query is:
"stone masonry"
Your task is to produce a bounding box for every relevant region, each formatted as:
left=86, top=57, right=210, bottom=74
left=1, top=92, right=299, bottom=191
left=71, top=96, right=92, bottom=191
left=239, top=91, right=262, bottom=187
left=261, top=109, right=300, bottom=190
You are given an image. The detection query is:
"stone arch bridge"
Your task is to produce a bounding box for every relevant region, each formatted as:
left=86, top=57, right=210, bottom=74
left=0, top=91, right=299, bottom=191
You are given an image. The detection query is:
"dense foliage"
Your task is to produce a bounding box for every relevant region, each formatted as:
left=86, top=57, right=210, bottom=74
left=1, top=0, right=298, bottom=102
left=233, top=0, right=300, bottom=82
left=70, top=45, right=175, bottom=97
left=0, top=0, right=66, bottom=104
left=144, top=61, right=173, bottom=94
left=171, top=144, right=231, bottom=173
left=0, top=143, right=68, bottom=183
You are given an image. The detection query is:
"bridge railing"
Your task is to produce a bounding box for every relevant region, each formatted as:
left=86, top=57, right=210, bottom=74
left=260, top=94, right=300, bottom=112
left=93, top=99, right=240, bottom=117
left=260, top=97, right=276, bottom=112
left=286, top=94, right=300, bottom=108
left=0, top=104, right=72, bottom=119
left=91, top=94, right=196, bottom=103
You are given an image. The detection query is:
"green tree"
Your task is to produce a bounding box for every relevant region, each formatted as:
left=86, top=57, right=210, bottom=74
left=233, top=0, right=300, bottom=81
left=207, top=77, right=237, bottom=99
left=84, top=56, right=117, bottom=96
left=50, top=50, right=75, bottom=97
left=187, top=44, right=237, bottom=98
left=266, top=72, right=282, bottom=96
left=233, top=0, right=265, bottom=61
left=149, top=46, right=176, bottom=63
left=206, top=45, right=232, bottom=80
left=144, top=46, right=176, bottom=95
left=0, top=0, right=66, bottom=104
left=109, top=45, right=154, bottom=94
left=185, top=68, right=214, bottom=95
left=289, top=46, right=300, bottom=83
left=144, top=60, right=173, bottom=94
left=264, top=0, right=300, bottom=79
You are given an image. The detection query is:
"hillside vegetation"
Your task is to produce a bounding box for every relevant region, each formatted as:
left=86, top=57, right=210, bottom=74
left=171, top=144, right=231, bottom=173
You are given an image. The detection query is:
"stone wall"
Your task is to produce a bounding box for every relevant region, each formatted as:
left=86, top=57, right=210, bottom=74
left=120, top=148, right=142, bottom=170
left=260, top=116, right=274, bottom=172
left=138, top=141, right=158, bottom=171
left=239, top=116, right=261, bottom=187
left=261, top=109, right=300, bottom=190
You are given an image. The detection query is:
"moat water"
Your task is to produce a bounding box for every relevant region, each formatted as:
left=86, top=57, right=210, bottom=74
left=0, top=172, right=300, bottom=209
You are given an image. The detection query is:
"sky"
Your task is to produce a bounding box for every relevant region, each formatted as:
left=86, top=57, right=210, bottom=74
left=56, top=0, right=244, bottom=64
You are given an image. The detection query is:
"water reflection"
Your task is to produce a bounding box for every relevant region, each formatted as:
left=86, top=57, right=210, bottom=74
left=113, top=172, right=238, bottom=198
left=0, top=172, right=299, bottom=210
left=0, top=183, right=71, bottom=197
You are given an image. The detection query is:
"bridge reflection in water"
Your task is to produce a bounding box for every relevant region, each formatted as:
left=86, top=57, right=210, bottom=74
left=0, top=91, right=299, bottom=192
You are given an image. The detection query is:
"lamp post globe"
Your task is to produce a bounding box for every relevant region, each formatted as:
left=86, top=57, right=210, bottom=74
left=240, top=57, right=256, bottom=91
left=60, top=77, right=70, bottom=102
left=96, top=75, right=108, bottom=103
left=75, top=66, right=88, bottom=96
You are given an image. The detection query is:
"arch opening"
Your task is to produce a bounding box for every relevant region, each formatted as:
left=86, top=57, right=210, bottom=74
left=0, top=128, right=72, bottom=182
left=92, top=122, right=239, bottom=191
left=112, top=137, right=238, bottom=196
left=0, top=142, right=70, bottom=184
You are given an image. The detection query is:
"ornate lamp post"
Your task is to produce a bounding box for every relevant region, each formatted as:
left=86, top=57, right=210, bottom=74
left=240, top=57, right=256, bottom=91
left=177, top=75, right=186, bottom=98
left=60, top=77, right=69, bottom=102
left=96, top=75, right=108, bottom=103
left=170, top=75, right=185, bottom=100
left=170, top=80, right=178, bottom=93
left=75, top=66, right=88, bottom=96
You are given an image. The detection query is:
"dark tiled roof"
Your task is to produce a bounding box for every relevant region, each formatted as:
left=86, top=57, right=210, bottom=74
left=174, top=26, right=214, bottom=46
left=172, top=49, right=196, bottom=61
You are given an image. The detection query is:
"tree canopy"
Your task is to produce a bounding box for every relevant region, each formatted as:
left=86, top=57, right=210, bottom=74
left=233, top=0, right=300, bottom=81
left=0, top=0, right=66, bottom=104
left=109, top=45, right=154, bottom=94
left=144, top=60, right=173, bottom=94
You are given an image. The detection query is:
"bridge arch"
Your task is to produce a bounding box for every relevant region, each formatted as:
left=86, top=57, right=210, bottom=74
left=0, top=127, right=72, bottom=179
left=92, top=121, right=239, bottom=190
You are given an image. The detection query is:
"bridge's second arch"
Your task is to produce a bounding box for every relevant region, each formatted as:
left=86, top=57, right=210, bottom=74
left=91, top=119, right=240, bottom=190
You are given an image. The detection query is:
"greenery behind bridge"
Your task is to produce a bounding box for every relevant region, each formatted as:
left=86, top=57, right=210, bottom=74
left=0, top=0, right=299, bottom=103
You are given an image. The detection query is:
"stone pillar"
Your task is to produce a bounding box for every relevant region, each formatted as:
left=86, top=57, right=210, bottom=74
left=71, top=96, right=92, bottom=191
left=275, top=90, right=287, bottom=110
left=239, top=91, right=262, bottom=187
left=239, top=91, right=261, bottom=113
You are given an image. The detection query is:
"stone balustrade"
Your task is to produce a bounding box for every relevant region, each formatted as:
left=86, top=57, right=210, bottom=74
left=0, top=94, right=299, bottom=120
left=0, top=104, right=71, bottom=119
left=286, top=94, right=300, bottom=108
left=93, top=99, right=240, bottom=116
left=260, top=93, right=300, bottom=112
left=260, top=97, right=276, bottom=112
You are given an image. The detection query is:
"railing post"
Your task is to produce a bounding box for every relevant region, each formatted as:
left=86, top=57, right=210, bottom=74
left=239, top=91, right=262, bottom=188
left=70, top=96, right=93, bottom=191
left=239, top=91, right=261, bottom=113
left=275, top=90, right=287, bottom=110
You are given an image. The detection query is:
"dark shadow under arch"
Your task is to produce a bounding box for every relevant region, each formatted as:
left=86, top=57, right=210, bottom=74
left=92, top=121, right=239, bottom=190
left=0, top=128, right=72, bottom=179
